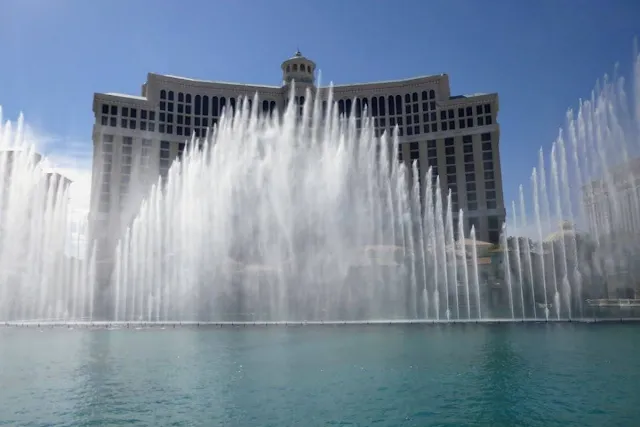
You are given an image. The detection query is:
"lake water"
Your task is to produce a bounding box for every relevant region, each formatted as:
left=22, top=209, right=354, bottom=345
left=1, top=324, right=639, bottom=426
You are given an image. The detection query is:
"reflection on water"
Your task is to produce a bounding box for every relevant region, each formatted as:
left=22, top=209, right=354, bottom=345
left=1, top=325, right=639, bottom=426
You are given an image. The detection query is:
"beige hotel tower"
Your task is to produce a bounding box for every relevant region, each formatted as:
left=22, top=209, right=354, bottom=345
left=89, top=51, right=505, bottom=272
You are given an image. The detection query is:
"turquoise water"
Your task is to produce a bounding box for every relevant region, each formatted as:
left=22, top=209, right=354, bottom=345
left=1, top=324, right=639, bottom=427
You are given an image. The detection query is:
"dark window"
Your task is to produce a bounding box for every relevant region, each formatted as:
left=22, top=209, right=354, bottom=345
left=202, top=96, right=209, bottom=116
left=487, top=200, right=497, bottom=209
left=212, top=97, right=220, bottom=116
left=466, top=173, right=475, bottom=182
left=483, top=152, right=493, bottom=161
left=160, top=90, right=167, bottom=100
left=195, top=95, right=201, bottom=115
left=481, top=133, right=491, bottom=141
left=488, top=230, right=499, bottom=244
left=378, top=97, right=386, bottom=116
left=102, top=104, right=109, bottom=114
left=445, top=137, right=454, bottom=147
left=445, top=147, right=455, bottom=156
left=465, top=164, right=475, bottom=172
left=488, top=216, right=500, bottom=229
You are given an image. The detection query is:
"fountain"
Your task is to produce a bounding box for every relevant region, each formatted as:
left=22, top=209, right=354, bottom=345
left=1, top=51, right=640, bottom=326
left=0, top=110, right=96, bottom=323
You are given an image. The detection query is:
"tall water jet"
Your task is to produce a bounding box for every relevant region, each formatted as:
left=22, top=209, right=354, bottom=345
left=0, top=111, right=96, bottom=323
left=511, top=201, right=526, bottom=318
left=458, top=209, right=471, bottom=319
left=519, top=186, right=537, bottom=319
left=470, top=226, right=481, bottom=319
left=500, top=223, right=515, bottom=319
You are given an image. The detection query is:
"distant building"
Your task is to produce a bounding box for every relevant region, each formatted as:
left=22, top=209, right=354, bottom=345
left=89, top=51, right=505, bottom=278
left=583, top=157, right=640, bottom=240
left=43, top=172, right=73, bottom=206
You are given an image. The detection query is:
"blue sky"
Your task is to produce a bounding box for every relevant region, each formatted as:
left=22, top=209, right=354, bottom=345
left=1, top=0, right=639, bottom=214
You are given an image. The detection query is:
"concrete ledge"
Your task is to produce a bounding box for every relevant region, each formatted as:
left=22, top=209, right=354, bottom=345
left=2, top=318, right=640, bottom=328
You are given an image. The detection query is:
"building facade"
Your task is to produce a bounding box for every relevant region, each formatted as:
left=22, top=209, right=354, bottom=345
left=89, top=51, right=505, bottom=269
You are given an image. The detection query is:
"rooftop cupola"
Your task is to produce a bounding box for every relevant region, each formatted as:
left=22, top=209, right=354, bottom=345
left=281, top=50, right=316, bottom=86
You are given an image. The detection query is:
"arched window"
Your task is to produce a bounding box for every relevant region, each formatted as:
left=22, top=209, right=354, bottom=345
left=293, top=64, right=298, bottom=71
left=371, top=97, right=378, bottom=116
left=345, top=99, right=352, bottom=117
left=186, top=94, right=192, bottom=104
left=230, top=97, right=236, bottom=113
left=355, top=98, right=362, bottom=117
left=269, top=101, right=276, bottom=113
left=429, top=89, right=435, bottom=99
left=202, top=95, right=209, bottom=116
left=220, top=97, right=226, bottom=114
left=168, top=91, right=174, bottom=101
left=160, top=90, right=167, bottom=100
left=378, top=96, right=386, bottom=116
left=412, top=92, right=418, bottom=102
left=362, top=98, right=369, bottom=115
left=299, top=96, right=305, bottom=106
left=395, top=95, right=402, bottom=113
left=211, top=97, right=219, bottom=116
left=178, top=92, right=184, bottom=102
left=195, top=95, right=201, bottom=115
left=421, top=91, right=428, bottom=101
left=338, top=100, right=345, bottom=116
left=262, top=100, right=270, bottom=113
left=388, top=96, right=395, bottom=115
left=286, top=65, right=290, bottom=72
left=405, top=94, right=411, bottom=103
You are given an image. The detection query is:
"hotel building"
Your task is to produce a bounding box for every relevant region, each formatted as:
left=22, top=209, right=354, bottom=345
left=89, top=51, right=505, bottom=270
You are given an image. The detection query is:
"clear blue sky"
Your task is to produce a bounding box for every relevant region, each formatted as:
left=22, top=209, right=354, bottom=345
left=1, top=0, right=639, bottom=209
